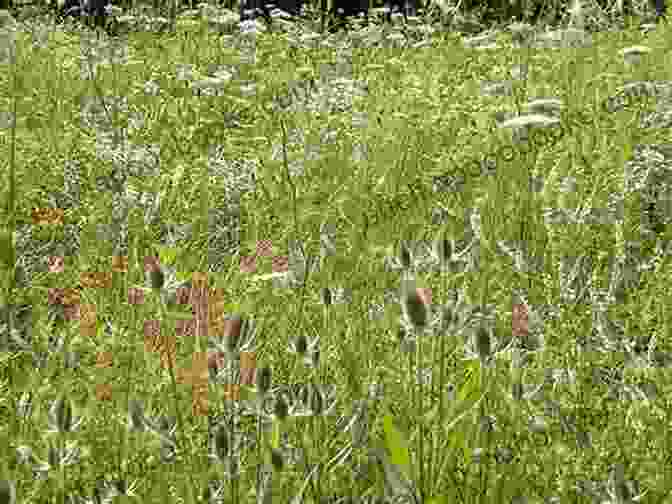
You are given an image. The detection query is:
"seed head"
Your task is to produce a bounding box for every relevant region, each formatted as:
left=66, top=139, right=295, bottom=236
left=294, top=334, right=308, bottom=356
left=432, top=236, right=453, bottom=266
left=321, top=287, right=332, bottom=306
left=398, top=240, right=412, bottom=270
left=274, top=395, right=289, bottom=422
left=223, top=315, right=243, bottom=353
left=213, top=424, right=229, bottom=462
left=149, top=268, right=165, bottom=290
left=256, top=365, right=272, bottom=395
left=270, top=448, right=284, bottom=472
left=474, top=325, right=492, bottom=364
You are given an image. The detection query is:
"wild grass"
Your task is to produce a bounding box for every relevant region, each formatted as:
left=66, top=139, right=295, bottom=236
left=0, top=3, right=672, bottom=503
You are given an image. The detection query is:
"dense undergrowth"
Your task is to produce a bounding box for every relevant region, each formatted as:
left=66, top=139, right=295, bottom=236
left=0, top=2, right=671, bottom=503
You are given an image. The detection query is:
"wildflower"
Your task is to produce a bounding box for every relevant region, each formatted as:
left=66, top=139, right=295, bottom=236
left=47, top=255, right=64, bottom=273
left=400, top=281, right=429, bottom=331
left=240, top=254, right=257, bottom=273
left=145, top=256, right=165, bottom=290
left=256, top=238, right=274, bottom=257
left=95, top=383, right=113, bottom=402
left=111, top=255, right=127, bottom=273
left=127, top=287, right=145, bottom=305
left=79, top=271, right=112, bottom=289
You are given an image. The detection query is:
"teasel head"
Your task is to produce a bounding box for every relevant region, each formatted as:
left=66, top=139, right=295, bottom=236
left=270, top=448, right=285, bottom=472
left=433, top=237, right=453, bottom=267
left=431, top=225, right=454, bottom=267
left=256, top=365, right=272, bottom=397
left=212, top=423, right=230, bottom=463
left=474, top=324, right=492, bottom=365
left=293, top=334, right=308, bottom=356
left=274, top=395, right=289, bottom=422
left=397, top=240, right=413, bottom=270
left=320, top=287, right=332, bottom=307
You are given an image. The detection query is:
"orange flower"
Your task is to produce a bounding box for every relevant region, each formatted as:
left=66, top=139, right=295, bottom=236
left=191, top=272, right=208, bottom=289
left=95, top=383, right=113, bottom=401
left=31, top=207, right=64, bottom=225
left=95, top=351, right=113, bottom=368
left=61, top=287, right=81, bottom=306
left=79, top=303, right=97, bottom=338
left=512, top=303, right=529, bottom=339
left=223, top=384, right=241, bottom=401
left=240, top=351, right=257, bottom=386
left=111, top=255, right=128, bottom=273
left=80, top=271, right=112, bottom=289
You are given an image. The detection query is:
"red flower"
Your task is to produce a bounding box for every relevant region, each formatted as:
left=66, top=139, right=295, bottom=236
left=127, top=287, right=145, bottom=305
left=48, top=288, right=65, bottom=305
left=256, top=239, right=273, bottom=257
left=271, top=256, right=289, bottom=273
left=144, top=255, right=161, bottom=273
left=415, top=287, right=432, bottom=307
left=240, top=255, right=257, bottom=274
left=47, top=256, right=65, bottom=274
left=512, top=303, right=529, bottom=339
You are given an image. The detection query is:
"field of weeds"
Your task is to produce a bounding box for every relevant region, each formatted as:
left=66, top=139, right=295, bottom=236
left=0, top=4, right=671, bottom=503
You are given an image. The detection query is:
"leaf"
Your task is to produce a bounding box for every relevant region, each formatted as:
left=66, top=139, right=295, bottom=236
left=157, top=246, right=179, bottom=266
left=271, top=421, right=281, bottom=451
left=175, top=270, right=191, bottom=282
left=382, top=410, right=412, bottom=483
left=165, top=311, right=196, bottom=320
left=458, top=359, right=481, bottom=403
left=249, top=272, right=288, bottom=282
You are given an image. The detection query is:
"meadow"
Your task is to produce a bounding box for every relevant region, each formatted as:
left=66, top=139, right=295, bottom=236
left=0, top=2, right=672, bottom=502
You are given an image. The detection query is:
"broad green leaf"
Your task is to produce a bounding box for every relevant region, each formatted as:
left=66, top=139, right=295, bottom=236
left=458, top=359, right=482, bottom=403
left=157, top=245, right=179, bottom=266
left=165, top=311, right=196, bottom=320
left=175, top=270, right=191, bottom=282
left=382, top=411, right=412, bottom=482
left=271, top=421, right=281, bottom=450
